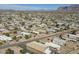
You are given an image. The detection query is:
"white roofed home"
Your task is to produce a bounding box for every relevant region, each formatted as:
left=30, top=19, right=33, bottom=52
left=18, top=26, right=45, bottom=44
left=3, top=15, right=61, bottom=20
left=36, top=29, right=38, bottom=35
left=68, top=34, right=77, bottom=39
left=0, top=29, right=8, bottom=32
left=62, top=34, right=79, bottom=41
left=20, top=32, right=31, bottom=39
left=46, top=28, right=56, bottom=33
left=53, top=37, right=66, bottom=46
left=0, top=35, right=12, bottom=41
left=68, top=34, right=79, bottom=39
left=32, top=31, right=39, bottom=34
left=20, top=32, right=30, bottom=36
left=0, top=29, right=9, bottom=34
left=70, top=34, right=79, bottom=41
left=45, top=42, right=61, bottom=50
left=44, top=48, right=51, bottom=54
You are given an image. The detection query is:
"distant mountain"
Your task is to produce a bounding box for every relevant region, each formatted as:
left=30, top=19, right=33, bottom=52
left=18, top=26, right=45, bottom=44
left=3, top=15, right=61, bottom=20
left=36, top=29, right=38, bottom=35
left=57, top=5, right=79, bottom=12
left=0, top=5, right=79, bottom=12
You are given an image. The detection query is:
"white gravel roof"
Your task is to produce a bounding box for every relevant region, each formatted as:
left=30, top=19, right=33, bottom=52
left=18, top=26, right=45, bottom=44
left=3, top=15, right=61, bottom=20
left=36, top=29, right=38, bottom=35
left=0, top=35, right=12, bottom=41
left=45, top=42, right=61, bottom=50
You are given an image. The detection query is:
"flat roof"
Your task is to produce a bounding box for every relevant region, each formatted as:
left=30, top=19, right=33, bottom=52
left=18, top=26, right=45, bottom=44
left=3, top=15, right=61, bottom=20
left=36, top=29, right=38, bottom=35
left=27, top=41, right=47, bottom=52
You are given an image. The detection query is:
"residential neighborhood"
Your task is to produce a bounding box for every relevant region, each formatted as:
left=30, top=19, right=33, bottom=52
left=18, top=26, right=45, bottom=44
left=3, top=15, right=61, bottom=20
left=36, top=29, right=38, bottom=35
left=0, top=4, right=79, bottom=54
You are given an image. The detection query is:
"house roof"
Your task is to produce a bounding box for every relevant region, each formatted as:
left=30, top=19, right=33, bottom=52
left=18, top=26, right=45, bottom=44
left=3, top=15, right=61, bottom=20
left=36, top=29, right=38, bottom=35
left=0, top=35, right=12, bottom=41
left=21, top=32, right=30, bottom=35
left=45, top=42, right=61, bottom=50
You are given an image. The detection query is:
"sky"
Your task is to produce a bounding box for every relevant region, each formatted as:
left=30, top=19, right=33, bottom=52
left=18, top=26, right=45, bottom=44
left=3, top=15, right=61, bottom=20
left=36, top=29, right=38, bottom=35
left=0, top=4, right=71, bottom=10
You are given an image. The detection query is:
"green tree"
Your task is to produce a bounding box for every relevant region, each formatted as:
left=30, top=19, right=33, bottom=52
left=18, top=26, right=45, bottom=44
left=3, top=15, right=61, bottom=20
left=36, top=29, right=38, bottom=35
left=4, top=33, right=10, bottom=37
left=5, top=48, right=14, bottom=54
left=20, top=49, right=27, bottom=54
left=0, top=42, right=3, bottom=46
left=21, top=22, right=25, bottom=26
left=12, top=36, right=16, bottom=40
left=24, top=35, right=30, bottom=39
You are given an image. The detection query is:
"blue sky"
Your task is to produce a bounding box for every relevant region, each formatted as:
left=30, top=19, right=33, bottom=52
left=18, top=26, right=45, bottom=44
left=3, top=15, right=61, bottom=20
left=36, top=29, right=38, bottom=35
left=0, top=4, right=71, bottom=10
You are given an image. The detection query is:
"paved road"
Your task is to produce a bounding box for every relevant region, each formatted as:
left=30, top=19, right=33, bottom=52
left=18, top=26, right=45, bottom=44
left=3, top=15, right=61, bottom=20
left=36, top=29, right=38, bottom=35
left=0, top=28, right=79, bottom=49
left=68, top=49, right=79, bottom=54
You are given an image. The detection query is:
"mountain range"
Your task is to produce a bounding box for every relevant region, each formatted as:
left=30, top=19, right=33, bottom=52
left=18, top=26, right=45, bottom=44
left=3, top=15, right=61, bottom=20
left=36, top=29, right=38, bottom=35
left=0, top=5, right=79, bottom=12
left=57, top=5, right=79, bottom=12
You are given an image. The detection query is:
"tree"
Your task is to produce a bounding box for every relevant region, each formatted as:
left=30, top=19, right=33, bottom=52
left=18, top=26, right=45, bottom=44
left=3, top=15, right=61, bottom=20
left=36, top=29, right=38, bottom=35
left=20, top=48, right=27, bottom=54
left=12, top=36, right=19, bottom=41
left=5, top=48, right=14, bottom=54
left=25, top=35, right=28, bottom=39
left=29, top=25, right=33, bottom=28
left=0, top=42, right=3, bottom=46
left=8, top=17, right=12, bottom=20
left=12, top=36, right=17, bottom=40
left=4, top=33, right=10, bottom=37
left=13, top=30, right=17, bottom=34
left=14, top=27, right=18, bottom=30
left=21, top=22, right=25, bottom=26
left=24, top=35, right=31, bottom=39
